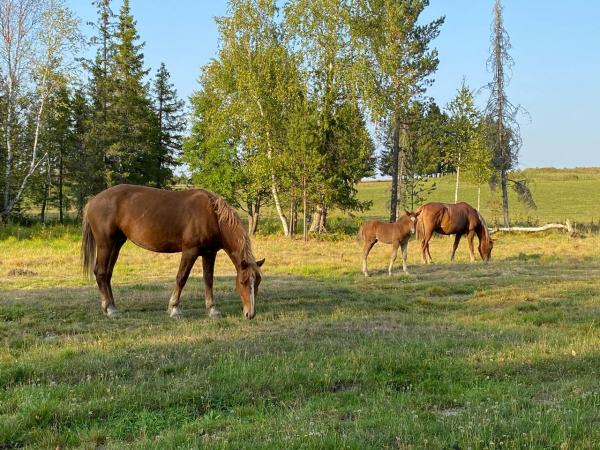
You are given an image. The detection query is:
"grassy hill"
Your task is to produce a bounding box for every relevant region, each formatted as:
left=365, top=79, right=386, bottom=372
left=356, top=168, right=600, bottom=226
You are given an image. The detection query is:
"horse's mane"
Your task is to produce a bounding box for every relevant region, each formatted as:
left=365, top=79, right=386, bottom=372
left=476, top=210, right=492, bottom=245
left=210, top=194, right=255, bottom=263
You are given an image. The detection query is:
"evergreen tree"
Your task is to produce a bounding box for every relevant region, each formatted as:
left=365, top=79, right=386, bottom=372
left=152, top=62, right=185, bottom=188
left=109, top=0, right=158, bottom=185
left=86, top=0, right=116, bottom=189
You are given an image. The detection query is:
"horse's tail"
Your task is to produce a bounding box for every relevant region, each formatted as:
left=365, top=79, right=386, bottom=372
left=81, top=203, right=96, bottom=280
left=414, top=205, right=425, bottom=240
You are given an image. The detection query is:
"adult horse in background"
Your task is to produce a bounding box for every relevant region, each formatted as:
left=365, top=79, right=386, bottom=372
left=357, top=211, right=420, bottom=277
left=416, top=202, right=493, bottom=264
left=81, top=185, right=265, bottom=319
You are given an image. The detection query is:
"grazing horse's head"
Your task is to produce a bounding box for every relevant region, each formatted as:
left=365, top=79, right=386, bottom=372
left=235, top=258, right=265, bottom=320
left=479, top=237, right=494, bottom=262
left=404, top=210, right=420, bottom=235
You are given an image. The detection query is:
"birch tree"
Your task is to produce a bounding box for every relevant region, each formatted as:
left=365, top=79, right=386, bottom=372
left=352, top=0, right=443, bottom=221
left=0, top=0, right=79, bottom=220
left=446, top=80, right=479, bottom=204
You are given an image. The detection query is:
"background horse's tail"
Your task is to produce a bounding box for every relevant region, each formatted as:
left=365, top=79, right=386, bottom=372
left=81, top=204, right=96, bottom=280
left=415, top=216, right=425, bottom=240
left=414, top=205, right=425, bottom=240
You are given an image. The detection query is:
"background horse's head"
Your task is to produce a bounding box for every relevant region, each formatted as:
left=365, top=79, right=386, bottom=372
left=236, top=258, right=265, bottom=319
left=404, top=210, right=420, bottom=235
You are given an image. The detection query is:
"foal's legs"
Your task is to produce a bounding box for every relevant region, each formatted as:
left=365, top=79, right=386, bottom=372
left=168, top=249, right=199, bottom=318
left=400, top=240, right=409, bottom=273
left=362, top=239, right=377, bottom=277
left=467, top=230, right=476, bottom=262
left=202, top=251, right=221, bottom=319
left=388, top=241, right=399, bottom=276
left=451, top=234, right=462, bottom=261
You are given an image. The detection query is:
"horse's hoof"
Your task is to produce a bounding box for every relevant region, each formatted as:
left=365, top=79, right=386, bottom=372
left=169, top=307, right=183, bottom=319
left=208, top=308, right=222, bottom=319
left=106, top=306, right=119, bottom=318
left=363, top=272, right=370, bottom=278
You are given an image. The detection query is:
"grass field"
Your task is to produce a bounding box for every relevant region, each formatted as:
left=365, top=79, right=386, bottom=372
left=1, top=222, right=600, bottom=448
left=1, top=167, right=600, bottom=448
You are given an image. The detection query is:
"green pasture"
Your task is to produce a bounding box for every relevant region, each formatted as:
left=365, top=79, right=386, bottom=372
left=1, top=219, right=600, bottom=448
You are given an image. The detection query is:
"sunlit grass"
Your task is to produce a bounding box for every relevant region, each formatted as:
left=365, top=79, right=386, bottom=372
left=1, top=226, right=600, bottom=447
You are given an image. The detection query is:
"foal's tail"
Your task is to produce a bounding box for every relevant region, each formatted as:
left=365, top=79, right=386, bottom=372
left=414, top=205, right=425, bottom=240
left=81, top=204, right=96, bottom=280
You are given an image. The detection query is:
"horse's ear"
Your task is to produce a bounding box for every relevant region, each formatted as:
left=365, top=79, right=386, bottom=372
left=240, top=260, right=249, bottom=270
left=256, top=258, right=265, bottom=267
left=405, top=210, right=411, bottom=216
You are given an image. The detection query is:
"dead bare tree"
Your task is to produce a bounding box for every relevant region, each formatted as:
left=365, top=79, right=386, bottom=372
left=485, top=0, right=531, bottom=227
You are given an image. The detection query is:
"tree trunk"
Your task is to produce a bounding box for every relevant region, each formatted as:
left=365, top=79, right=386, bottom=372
left=303, top=177, right=308, bottom=242
left=501, top=169, right=510, bottom=226
left=289, top=198, right=298, bottom=238
left=309, top=208, right=321, bottom=233
left=389, top=117, right=400, bottom=222
left=40, top=160, right=51, bottom=223
left=246, top=200, right=261, bottom=235
left=454, top=163, right=460, bottom=204
left=59, top=149, right=64, bottom=223
left=477, top=183, right=481, bottom=211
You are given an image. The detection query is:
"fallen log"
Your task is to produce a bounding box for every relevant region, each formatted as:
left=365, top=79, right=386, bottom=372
left=489, top=220, right=578, bottom=237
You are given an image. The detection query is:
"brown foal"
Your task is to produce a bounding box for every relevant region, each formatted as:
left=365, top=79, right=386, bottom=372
left=357, top=211, right=420, bottom=277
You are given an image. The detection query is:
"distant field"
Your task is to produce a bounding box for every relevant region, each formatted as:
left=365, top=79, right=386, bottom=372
left=355, top=167, right=600, bottom=225
left=1, top=225, right=600, bottom=448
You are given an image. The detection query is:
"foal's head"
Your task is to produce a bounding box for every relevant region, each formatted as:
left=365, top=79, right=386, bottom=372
left=235, top=258, right=265, bottom=319
left=404, top=210, right=420, bottom=235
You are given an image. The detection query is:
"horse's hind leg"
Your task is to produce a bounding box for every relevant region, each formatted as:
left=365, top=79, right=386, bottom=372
left=421, top=229, right=434, bottom=264
left=202, top=251, right=221, bottom=319
left=94, top=236, right=122, bottom=317
left=451, top=234, right=462, bottom=261
left=467, top=230, right=476, bottom=262
left=362, top=239, right=377, bottom=277
left=168, top=249, right=199, bottom=318
left=103, top=233, right=126, bottom=316
left=388, top=242, right=399, bottom=276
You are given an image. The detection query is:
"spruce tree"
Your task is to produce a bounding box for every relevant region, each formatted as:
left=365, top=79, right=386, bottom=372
left=152, top=63, right=185, bottom=188
left=86, top=0, right=117, bottom=188
left=110, top=0, right=157, bottom=185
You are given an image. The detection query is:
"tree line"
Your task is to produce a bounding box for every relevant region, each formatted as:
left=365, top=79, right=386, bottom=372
left=0, top=0, right=185, bottom=222
left=0, top=0, right=527, bottom=232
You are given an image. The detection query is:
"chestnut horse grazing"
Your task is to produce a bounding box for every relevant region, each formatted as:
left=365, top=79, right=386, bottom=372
left=357, top=211, right=420, bottom=277
left=415, top=202, right=493, bottom=263
left=81, top=185, right=265, bottom=319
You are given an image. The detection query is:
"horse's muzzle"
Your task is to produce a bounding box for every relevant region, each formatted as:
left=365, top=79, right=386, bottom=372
left=245, top=311, right=255, bottom=320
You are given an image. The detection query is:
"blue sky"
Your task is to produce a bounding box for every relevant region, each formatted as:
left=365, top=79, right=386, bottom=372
left=66, top=0, right=600, bottom=168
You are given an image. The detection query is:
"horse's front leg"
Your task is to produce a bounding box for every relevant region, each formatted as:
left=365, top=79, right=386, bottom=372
left=388, top=242, right=399, bottom=276
left=401, top=240, right=409, bottom=274
left=467, top=230, right=476, bottom=262
left=451, top=234, right=462, bottom=261
left=168, top=249, right=199, bottom=318
left=202, top=252, right=221, bottom=319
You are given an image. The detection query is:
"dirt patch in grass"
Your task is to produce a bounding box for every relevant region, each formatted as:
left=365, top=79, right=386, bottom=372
left=7, top=268, right=38, bottom=277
